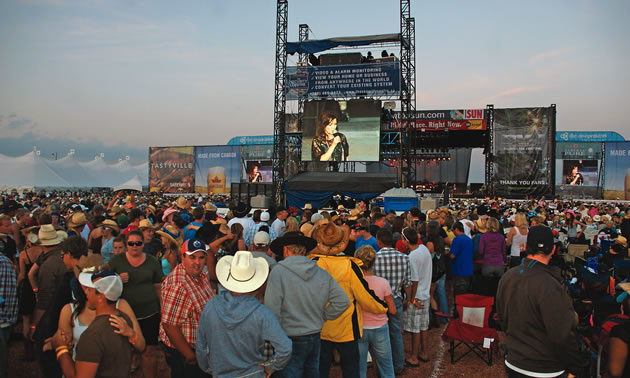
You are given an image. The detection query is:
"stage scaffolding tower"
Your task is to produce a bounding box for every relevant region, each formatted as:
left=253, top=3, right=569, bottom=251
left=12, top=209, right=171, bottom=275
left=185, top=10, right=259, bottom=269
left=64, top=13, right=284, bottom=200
left=400, top=0, right=417, bottom=188
left=272, top=0, right=288, bottom=205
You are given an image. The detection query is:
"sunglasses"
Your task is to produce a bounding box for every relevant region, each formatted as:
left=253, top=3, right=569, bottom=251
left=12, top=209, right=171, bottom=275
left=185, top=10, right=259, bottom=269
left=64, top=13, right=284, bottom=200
left=401, top=227, right=410, bottom=242
left=127, top=241, right=143, bottom=247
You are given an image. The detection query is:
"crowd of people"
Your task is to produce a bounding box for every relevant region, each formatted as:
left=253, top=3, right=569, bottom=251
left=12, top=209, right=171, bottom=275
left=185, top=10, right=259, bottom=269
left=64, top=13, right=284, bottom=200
left=1, top=191, right=630, bottom=377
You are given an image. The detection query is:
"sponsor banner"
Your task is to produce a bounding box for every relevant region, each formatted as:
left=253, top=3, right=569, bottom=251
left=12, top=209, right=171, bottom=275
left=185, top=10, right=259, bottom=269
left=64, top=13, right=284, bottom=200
left=388, top=109, right=487, bottom=130
left=286, top=61, right=400, bottom=100
left=556, top=131, right=625, bottom=143
left=227, top=135, right=275, bottom=146
left=149, top=147, right=195, bottom=193
left=555, top=142, right=602, bottom=160
left=603, top=142, right=630, bottom=200
left=194, top=146, right=240, bottom=194
left=241, top=145, right=273, bottom=161
left=493, top=107, right=555, bottom=197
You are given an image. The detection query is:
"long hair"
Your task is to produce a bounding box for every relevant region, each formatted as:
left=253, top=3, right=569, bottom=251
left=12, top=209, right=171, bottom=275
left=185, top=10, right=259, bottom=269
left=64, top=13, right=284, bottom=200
left=315, top=111, right=337, bottom=138
left=424, top=220, right=445, bottom=255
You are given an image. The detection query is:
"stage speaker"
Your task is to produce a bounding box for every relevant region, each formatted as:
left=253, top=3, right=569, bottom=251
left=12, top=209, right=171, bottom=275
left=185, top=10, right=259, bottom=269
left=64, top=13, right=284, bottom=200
left=250, top=195, right=271, bottom=209
left=319, top=53, right=362, bottom=66
left=420, top=199, right=437, bottom=211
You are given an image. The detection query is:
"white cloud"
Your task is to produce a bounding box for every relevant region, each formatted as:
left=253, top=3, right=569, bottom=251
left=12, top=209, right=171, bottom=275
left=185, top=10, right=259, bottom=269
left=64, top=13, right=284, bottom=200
left=529, top=47, right=575, bottom=64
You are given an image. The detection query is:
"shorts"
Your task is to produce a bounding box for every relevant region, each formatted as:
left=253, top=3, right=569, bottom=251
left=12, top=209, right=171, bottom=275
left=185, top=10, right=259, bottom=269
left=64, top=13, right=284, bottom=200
left=138, top=312, right=161, bottom=346
left=403, top=299, right=430, bottom=333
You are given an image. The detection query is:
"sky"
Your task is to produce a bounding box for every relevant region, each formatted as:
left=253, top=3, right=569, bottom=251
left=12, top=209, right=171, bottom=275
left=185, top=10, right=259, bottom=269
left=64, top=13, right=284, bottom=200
left=1, top=0, right=629, bottom=164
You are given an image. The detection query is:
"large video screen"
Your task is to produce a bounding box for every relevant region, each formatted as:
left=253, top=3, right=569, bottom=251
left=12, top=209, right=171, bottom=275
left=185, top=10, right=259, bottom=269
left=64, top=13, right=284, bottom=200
left=246, top=160, right=272, bottom=183
left=562, top=160, right=598, bottom=186
left=301, top=99, right=381, bottom=162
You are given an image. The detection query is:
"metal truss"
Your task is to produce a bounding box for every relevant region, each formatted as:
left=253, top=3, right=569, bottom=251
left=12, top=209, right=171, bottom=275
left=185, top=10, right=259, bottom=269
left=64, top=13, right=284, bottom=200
left=272, top=0, right=288, bottom=205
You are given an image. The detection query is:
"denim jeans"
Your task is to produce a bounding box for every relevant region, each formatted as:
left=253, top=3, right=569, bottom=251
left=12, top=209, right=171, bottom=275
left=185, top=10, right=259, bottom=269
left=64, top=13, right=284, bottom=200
left=387, top=297, right=404, bottom=372
left=320, top=339, right=359, bottom=378
left=509, top=256, right=522, bottom=268
left=163, top=344, right=211, bottom=378
left=358, top=324, right=394, bottom=378
left=435, top=275, right=449, bottom=323
left=0, top=324, right=14, bottom=378
left=274, top=332, right=320, bottom=378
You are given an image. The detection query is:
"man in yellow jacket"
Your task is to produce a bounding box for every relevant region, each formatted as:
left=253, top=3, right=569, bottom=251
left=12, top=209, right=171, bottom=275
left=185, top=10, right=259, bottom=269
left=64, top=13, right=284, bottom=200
left=309, top=219, right=388, bottom=378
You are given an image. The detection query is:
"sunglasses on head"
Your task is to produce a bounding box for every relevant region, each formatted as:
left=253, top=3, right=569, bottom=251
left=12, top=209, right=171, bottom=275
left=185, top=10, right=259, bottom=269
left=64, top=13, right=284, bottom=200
left=127, top=241, right=143, bottom=247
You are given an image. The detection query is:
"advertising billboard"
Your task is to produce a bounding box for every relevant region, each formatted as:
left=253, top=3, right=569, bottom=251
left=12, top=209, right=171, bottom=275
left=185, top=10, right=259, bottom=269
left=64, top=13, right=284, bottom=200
left=194, top=146, right=240, bottom=194
left=388, top=109, right=487, bottom=130
left=149, top=147, right=195, bottom=193
left=301, top=99, right=381, bottom=162
left=603, top=142, right=630, bottom=200
left=493, top=107, right=555, bottom=197
left=286, top=61, right=400, bottom=100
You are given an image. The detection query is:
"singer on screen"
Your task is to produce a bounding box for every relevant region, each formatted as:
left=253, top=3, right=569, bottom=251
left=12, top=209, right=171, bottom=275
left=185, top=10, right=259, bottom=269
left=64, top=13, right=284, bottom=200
left=566, top=165, right=584, bottom=185
left=311, top=111, right=350, bottom=161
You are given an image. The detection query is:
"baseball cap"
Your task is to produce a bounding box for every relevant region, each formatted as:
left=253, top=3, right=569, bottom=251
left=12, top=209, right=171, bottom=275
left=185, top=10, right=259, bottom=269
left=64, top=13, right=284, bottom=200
left=261, top=212, right=270, bottom=222
left=79, top=270, right=123, bottom=302
left=254, top=231, right=270, bottom=246
left=526, top=225, right=554, bottom=253
left=182, top=238, right=208, bottom=256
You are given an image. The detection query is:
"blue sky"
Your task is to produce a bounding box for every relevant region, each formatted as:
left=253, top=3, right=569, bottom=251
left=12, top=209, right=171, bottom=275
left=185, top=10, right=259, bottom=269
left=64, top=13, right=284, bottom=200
left=1, top=0, right=629, bottom=163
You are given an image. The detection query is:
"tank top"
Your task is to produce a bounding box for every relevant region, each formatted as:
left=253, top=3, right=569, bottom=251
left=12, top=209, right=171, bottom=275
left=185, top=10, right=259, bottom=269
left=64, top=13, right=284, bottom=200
left=511, top=227, right=528, bottom=257
left=69, top=300, right=120, bottom=358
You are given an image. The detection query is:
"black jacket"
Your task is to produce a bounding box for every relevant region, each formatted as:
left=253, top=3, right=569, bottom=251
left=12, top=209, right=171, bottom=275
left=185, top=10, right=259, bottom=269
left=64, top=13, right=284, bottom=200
left=497, top=258, right=586, bottom=375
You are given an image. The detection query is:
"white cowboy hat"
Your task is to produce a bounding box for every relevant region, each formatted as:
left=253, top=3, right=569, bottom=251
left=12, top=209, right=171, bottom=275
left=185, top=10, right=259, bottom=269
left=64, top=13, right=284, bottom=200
left=216, top=251, right=269, bottom=293
left=38, top=224, right=67, bottom=246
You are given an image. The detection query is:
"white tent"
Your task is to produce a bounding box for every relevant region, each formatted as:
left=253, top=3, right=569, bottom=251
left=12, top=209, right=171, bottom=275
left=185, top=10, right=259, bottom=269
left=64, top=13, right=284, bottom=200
left=113, top=175, right=143, bottom=192
left=1, top=152, right=71, bottom=188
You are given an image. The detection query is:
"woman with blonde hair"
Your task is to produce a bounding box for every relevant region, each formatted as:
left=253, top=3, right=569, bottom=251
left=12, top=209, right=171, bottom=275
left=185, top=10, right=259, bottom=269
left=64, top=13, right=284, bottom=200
left=285, top=216, right=299, bottom=233
left=478, top=217, right=506, bottom=279
left=354, top=245, right=396, bottom=378
left=506, top=213, right=528, bottom=267
left=155, top=227, right=181, bottom=276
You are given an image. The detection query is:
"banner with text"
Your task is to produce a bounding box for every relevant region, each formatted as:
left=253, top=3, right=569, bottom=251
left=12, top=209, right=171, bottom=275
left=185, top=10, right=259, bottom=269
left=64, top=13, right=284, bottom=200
left=493, top=107, right=555, bottom=197
left=603, top=142, right=630, bottom=200
left=286, top=62, right=400, bottom=100
left=149, top=147, right=195, bottom=193
left=387, top=109, right=487, bottom=130
left=194, top=146, right=240, bottom=194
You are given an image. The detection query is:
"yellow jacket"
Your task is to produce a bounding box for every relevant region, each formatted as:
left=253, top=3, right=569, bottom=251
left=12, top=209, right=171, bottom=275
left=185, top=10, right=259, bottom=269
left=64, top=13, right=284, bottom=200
left=310, top=254, right=388, bottom=342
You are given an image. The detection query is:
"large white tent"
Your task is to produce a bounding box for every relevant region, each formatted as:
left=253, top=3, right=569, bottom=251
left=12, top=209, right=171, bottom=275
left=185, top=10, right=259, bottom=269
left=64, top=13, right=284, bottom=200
left=0, top=152, right=148, bottom=189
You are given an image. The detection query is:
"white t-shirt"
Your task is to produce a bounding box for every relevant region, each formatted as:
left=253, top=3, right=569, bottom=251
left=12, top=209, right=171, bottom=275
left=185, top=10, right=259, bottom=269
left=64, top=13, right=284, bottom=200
left=228, top=217, right=255, bottom=236
left=408, top=245, right=432, bottom=301
left=271, top=218, right=286, bottom=238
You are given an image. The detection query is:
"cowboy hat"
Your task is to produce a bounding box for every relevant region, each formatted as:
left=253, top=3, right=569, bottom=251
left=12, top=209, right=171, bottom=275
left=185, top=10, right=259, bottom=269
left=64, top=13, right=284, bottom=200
left=20, top=225, right=40, bottom=236
left=299, top=222, right=315, bottom=237
left=216, top=251, right=269, bottom=293
left=75, top=253, right=104, bottom=280
left=311, top=217, right=350, bottom=256
left=233, top=202, right=251, bottom=218
left=145, top=205, right=157, bottom=215
left=156, top=228, right=180, bottom=249
left=270, top=231, right=317, bottom=256
left=302, top=203, right=313, bottom=211
left=347, top=208, right=360, bottom=221
left=108, top=205, right=125, bottom=217
left=593, top=215, right=601, bottom=222
left=175, top=196, right=189, bottom=210
left=210, top=218, right=230, bottom=235
left=204, top=202, right=217, bottom=212
left=38, top=224, right=67, bottom=246
left=288, top=206, right=299, bottom=215
left=162, top=207, right=179, bottom=222
left=474, top=217, right=488, bottom=233
left=615, top=236, right=628, bottom=248
left=97, top=219, right=120, bottom=234
left=67, top=212, right=88, bottom=229
left=159, top=225, right=182, bottom=244
left=138, top=219, right=156, bottom=230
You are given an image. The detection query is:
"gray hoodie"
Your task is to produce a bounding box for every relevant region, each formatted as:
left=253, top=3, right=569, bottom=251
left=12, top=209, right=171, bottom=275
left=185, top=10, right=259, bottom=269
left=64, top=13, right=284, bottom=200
left=196, top=292, right=292, bottom=377
left=264, top=255, right=349, bottom=337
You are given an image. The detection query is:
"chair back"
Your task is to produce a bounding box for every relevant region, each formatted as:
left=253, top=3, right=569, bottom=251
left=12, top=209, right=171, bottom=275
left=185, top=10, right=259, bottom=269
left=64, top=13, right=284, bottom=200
left=455, top=294, right=494, bottom=328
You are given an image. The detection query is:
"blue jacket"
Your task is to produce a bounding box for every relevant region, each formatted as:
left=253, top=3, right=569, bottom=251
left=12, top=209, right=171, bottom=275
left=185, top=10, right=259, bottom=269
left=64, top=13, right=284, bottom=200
left=196, top=291, right=292, bottom=377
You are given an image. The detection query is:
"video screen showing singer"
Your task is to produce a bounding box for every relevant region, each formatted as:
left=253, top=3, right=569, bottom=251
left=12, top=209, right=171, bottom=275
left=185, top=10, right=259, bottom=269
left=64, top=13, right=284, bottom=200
left=248, top=165, right=262, bottom=182
left=311, top=111, right=350, bottom=161
left=566, top=165, right=584, bottom=185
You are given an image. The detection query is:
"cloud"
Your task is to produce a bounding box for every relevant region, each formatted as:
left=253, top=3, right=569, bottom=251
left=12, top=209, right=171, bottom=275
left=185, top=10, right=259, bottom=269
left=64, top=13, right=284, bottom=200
left=529, top=47, right=574, bottom=64
left=480, top=85, right=546, bottom=104
left=0, top=113, right=37, bottom=138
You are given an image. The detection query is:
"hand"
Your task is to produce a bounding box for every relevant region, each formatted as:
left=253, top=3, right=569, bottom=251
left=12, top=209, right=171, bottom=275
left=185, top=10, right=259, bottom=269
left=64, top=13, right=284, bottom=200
left=413, top=300, right=425, bottom=309
left=51, top=329, right=72, bottom=350
left=184, top=349, right=197, bottom=365
left=332, top=136, right=341, bottom=146
left=258, top=363, right=271, bottom=378
left=42, top=337, right=53, bottom=352
left=109, top=314, right=133, bottom=338
left=119, top=272, right=129, bottom=283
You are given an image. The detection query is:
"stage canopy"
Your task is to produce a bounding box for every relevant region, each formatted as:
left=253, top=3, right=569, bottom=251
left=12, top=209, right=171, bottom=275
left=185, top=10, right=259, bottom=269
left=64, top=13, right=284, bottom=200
left=284, top=172, right=397, bottom=210
left=287, top=33, right=401, bottom=55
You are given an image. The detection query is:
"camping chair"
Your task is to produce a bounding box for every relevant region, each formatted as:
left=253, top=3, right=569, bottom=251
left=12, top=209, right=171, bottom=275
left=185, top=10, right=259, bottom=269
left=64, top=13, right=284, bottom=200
left=566, top=244, right=590, bottom=263
left=441, top=294, right=499, bottom=366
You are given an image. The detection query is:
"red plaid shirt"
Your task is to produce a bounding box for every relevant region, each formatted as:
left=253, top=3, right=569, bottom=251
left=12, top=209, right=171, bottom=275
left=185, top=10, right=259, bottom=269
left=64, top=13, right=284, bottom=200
left=159, top=264, right=214, bottom=348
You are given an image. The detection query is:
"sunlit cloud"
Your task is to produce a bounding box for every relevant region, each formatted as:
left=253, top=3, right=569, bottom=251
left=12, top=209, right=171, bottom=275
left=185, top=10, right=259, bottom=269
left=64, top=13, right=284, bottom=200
left=529, top=47, right=574, bottom=64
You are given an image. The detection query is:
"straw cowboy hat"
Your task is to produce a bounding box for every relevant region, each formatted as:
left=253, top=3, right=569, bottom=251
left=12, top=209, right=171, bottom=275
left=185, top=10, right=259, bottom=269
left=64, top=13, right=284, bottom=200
left=145, top=205, right=157, bottom=215
left=216, top=251, right=269, bottom=293
left=204, top=202, right=217, bottom=212
left=593, top=215, right=601, bottom=222
left=270, top=231, right=318, bottom=256
left=302, top=203, right=313, bottom=211
left=108, top=205, right=125, bottom=218
left=20, top=225, right=40, bottom=236
left=347, top=208, right=360, bottom=221
left=67, top=212, right=88, bottom=229
left=38, top=224, right=67, bottom=246
left=175, top=196, right=190, bottom=210
left=97, top=219, right=120, bottom=234
left=615, top=236, right=628, bottom=248
left=156, top=228, right=180, bottom=249
left=75, top=253, right=104, bottom=279
left=210, top=218, right=230, bottom=235
left=474, top=217, right=488, bottom=233
left=310, top=217, right=350, bottom=255
left=138, top=219, right=156, bottom=230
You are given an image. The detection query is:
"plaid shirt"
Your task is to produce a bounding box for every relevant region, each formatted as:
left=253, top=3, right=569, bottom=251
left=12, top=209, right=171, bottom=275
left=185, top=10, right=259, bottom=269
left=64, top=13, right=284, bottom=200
left=373, top=247, right=411, bottom=300
left=243, top=222, right=278, bottom=248
left=0, top=254, right=18, bottom=324
left=159, top=264, right=214, bottom=348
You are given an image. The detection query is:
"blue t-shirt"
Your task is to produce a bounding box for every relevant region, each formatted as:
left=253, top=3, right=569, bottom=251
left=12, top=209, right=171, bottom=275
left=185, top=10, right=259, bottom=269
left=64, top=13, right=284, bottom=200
left=450, top=234, right=474, bottom=277
left=355, top=236, right=379, bottom=252
left=183, top=221, right=203, bottom=242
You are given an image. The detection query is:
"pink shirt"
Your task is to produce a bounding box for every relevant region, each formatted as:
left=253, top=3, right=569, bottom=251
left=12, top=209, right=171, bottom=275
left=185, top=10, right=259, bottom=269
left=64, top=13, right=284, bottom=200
left=361, top=275, right=392, bottom=328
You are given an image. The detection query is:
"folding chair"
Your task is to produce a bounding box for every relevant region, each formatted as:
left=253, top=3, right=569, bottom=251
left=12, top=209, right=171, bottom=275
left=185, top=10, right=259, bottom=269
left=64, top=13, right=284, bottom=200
left=566, top=244, right=590, bottom=263
left=441, top=294, right=499, bottom=365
